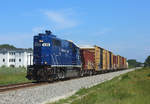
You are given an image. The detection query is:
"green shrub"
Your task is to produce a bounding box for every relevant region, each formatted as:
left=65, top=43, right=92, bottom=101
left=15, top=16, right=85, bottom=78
left=147, top=73, right=150, bottom=77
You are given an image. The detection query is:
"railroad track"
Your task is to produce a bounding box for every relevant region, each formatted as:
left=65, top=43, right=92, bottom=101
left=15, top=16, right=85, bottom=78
left=0, top=69, right=132, bottom=93
left=0, top=78, right=78, bottom=93
left=0, top=82, right=48, bottom=92
left=0, top=75, right=113, bottom=92
left=0, top=76, right=85, bottom=93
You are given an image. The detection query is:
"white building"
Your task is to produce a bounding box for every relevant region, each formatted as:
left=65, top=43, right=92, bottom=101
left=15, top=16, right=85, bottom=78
left=0, top=49, right=33, bottom=68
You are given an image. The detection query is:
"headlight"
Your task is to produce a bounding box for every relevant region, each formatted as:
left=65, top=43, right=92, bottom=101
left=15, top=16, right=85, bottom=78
left=39, top=40, right=43, bottom=42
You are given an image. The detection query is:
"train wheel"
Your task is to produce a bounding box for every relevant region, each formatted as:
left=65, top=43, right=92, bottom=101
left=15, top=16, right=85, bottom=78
left=58, top=71, right=65, bottom=79
left=80, top=70, right=84, bottom=77
left=89, top=71, right=93, bottom=76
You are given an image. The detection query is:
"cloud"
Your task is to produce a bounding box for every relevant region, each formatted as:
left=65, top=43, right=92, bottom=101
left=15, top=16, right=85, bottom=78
left=42, top=10, right=78, bottom=29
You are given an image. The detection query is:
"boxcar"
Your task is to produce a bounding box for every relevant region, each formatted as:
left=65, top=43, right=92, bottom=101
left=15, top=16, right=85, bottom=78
left=106, top=50, right=110, bottom=70
left=117, top=55, right=120, bottom=69
left=113, top=55, right=117, bottom=70
left=102, top=49, right=107, bottom=70
left=80, top=49, right=95, bottom=70
left=111, top=53, right=114, bottom=70
left=109, top=51, right=114, bottom=70
left=80, top=46, right=103, bottom=71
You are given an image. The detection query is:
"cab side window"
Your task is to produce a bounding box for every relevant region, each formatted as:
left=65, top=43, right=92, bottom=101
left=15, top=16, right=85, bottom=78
left=69, top=42, right=72, bottom=48
left=52, top=39, right=61, bottom=46
left=69, top=43, right=77, bottom=53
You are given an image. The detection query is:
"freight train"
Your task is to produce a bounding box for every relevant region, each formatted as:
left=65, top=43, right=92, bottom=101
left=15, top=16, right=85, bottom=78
left=26, top=30, right=128, bottom=81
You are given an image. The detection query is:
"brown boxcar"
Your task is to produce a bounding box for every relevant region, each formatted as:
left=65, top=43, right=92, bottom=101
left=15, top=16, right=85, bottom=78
left=95, top=46, right=101, bottom=71
left=120, top=56, right=122, bottom=69
left=100, top=48, right=103, bottom=69
left=123, top=57, right=127, bottom=69
left=113, top=55, right=116, bottom=69
left=80, top=46, right=102, bottom=71
left=102, top=49, right=107, bottom=70
left=122, top=56, right=124, bottom=69
left=80, top=50, right=95, bottom=70
left=116, top=55, right=128, bottom=69
left=122, top=57, right=125, bottom=69
left=111, top=53, right=114, bottom=69
left=120, top=56, right=123, bottom=69
left=106, top=50, right=110, bottom=70
left=125, top=58, right=127, bottom=68
left=117, top=55, right=120, bottom=69
left=109, top=51, right=114, bottom=70
left=113, top=55, right=117, bottom=69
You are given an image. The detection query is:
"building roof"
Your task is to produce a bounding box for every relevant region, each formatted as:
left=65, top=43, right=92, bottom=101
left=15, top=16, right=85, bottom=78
left=0, top=48, right=32, bottom=53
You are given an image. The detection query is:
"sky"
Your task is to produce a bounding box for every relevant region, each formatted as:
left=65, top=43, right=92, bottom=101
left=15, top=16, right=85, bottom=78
left=0, top=0, right=150, bottom=62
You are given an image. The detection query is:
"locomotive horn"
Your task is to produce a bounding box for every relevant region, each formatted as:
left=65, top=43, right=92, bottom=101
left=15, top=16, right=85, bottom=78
left=45, top=30, right=52, bottom=35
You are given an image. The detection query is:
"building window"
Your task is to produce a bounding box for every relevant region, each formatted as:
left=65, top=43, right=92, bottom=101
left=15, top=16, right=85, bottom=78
left=9, top=52, right=15, bottom=55
left=3, top=59, right=5, bottom=62
left=9, top=59, right=15, bottom=62
left=19, top=52, right=21, bottom=55
left=19, top=59, right=21, bottom=62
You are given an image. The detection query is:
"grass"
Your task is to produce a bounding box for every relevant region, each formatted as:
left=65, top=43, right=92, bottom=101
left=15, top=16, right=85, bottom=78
left=48, top=67, right=150, bottom=104
left=128, top=65, right=136, bottom=69
left=0, top=66, right=32, bottom=85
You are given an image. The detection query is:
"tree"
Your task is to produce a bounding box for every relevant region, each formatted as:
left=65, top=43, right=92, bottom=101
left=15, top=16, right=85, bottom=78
left=27, top=48, right=33, bottom=51
left=127, top=59, right=142, bottom=68
left=0, top=44, right=16, bottom=49
left=144, top=56, right=150, bottom=67
left=0, top=44, right=33, bottom=50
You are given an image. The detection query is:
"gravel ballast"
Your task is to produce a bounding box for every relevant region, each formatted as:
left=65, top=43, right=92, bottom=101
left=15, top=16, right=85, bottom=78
left=0, top=68, right=138, bottom=104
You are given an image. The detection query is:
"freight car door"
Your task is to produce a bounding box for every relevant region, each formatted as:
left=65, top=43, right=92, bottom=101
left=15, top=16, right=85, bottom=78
left=100, top=48, right=103, bottom=69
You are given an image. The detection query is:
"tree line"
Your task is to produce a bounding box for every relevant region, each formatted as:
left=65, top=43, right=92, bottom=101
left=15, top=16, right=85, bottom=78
left=144, top=56, right=150, bottom=67
left=0, top=44, right=32, bottom=50
left=128, top=56, right=150, bottom=68
left=127, top=59, right=143, bottom=68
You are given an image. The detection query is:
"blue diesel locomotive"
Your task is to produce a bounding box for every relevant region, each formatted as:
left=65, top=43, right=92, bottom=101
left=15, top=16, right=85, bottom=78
left=26, top=30, right=82, bottom=81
